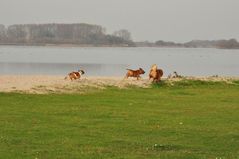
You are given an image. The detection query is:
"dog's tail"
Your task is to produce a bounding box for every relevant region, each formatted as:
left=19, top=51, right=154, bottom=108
left=64, top=74, right=69, bottom=80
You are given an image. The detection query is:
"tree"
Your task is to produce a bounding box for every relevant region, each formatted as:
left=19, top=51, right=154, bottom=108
left=0, top=24, right=6, bottom=42
left=113, top=29, right=132, bottom=41
left=216, top=39, right=239, bottom=49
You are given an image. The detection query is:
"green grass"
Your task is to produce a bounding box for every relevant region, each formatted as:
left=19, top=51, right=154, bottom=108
left=0, top=80, right=239, bottom=159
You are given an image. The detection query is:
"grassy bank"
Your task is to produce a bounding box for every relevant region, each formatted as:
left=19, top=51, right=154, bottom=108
left=0, top=80, right=239, bottom=159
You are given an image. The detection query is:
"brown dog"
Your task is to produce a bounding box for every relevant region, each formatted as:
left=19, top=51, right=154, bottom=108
left=149, top=64, right=163, bottom=82
left=125, top=68, right=145, bottom=80
left=65, top=70, right=85, bottom=81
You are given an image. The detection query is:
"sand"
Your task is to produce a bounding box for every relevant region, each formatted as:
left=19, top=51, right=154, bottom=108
left=0, top=75, right=238, bottom=94
left=0, top=75, right=151, bottom=94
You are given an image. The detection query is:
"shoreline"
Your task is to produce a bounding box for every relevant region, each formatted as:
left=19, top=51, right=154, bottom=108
left=1, top=44, right=239, bottom=49
left=0, top=75, right=238, bottom=94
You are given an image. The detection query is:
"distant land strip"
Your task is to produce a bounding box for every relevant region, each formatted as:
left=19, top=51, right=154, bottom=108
left=0, top=23, right=239, bottom=49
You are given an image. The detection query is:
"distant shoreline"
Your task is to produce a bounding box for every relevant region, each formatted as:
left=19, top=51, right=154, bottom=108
left=0, top=43, right=132, bottom=47
left=1, top=23, right=239, bottom=49
left=1, top=43, right=239, bottom=49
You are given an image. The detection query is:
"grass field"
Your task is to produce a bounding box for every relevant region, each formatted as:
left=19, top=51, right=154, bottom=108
left=0, top=80, right=239, bottom=159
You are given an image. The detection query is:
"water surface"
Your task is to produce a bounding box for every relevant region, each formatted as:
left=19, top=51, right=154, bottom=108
left=0, top=46, right=238, bottom=76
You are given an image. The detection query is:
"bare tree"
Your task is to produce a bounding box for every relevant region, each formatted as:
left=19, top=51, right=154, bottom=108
left=0, top=24, right=6, bottom=42
left=113, top=29, right=132, bottom=41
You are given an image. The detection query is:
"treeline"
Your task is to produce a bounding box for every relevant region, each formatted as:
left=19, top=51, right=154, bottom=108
left=136, top=39, right=239, bottom=49
left=182, top=39, right=239, bottom=49
left=0, top=23, right=135, bottom=46
left=1, top=23, right=238, bottom=49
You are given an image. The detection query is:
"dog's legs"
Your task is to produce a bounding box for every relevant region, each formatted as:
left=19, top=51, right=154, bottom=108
left=153, top=78, right=157, bottom=83
left=70, top=77, right=73, bottom=81
left=149, top=76, right=153, bottom=81
left=155, top=77, right=161, bottom=83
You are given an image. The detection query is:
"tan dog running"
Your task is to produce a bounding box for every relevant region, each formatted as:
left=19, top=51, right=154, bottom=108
left=125, top=68, right=145, bottom=80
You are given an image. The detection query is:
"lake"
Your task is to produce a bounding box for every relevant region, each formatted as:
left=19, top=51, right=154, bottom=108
left=0, top=45, right=238, bottom=77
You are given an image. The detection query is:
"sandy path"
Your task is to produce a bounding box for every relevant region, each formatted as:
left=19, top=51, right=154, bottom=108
left=0, top=75, right=151, bottom=94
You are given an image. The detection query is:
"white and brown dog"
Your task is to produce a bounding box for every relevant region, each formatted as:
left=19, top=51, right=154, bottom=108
left=65, top=70, right=85, bottom=81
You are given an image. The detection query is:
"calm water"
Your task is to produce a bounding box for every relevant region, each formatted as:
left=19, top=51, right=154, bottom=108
left=0, top=45, right=238, bottom=76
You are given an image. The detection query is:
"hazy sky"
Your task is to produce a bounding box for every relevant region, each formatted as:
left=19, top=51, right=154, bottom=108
left=0, top=0, right=238, bottom=42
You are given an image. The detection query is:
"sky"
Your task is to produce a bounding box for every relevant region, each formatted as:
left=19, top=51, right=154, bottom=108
left=0, top=0, right=238, bottom=42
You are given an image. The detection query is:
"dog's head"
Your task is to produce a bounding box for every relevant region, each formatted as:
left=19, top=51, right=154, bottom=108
left=150, top=64, right=157, bottom=71
left=78, top=70, right=85, bottom=75
left=139, top=68, right=145, bottom=74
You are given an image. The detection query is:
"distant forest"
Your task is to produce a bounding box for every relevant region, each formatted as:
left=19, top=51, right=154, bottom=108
left=0, top=23, right=239, bottom=49
left=0, top=23, right=135, bottom=46
left=137, top=39, right=239, bottom=49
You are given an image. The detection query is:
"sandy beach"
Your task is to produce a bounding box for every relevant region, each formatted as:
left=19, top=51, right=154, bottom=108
left=0, top=75, right=154, bottom=94
left=1, top=75, right=238, bottom=94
